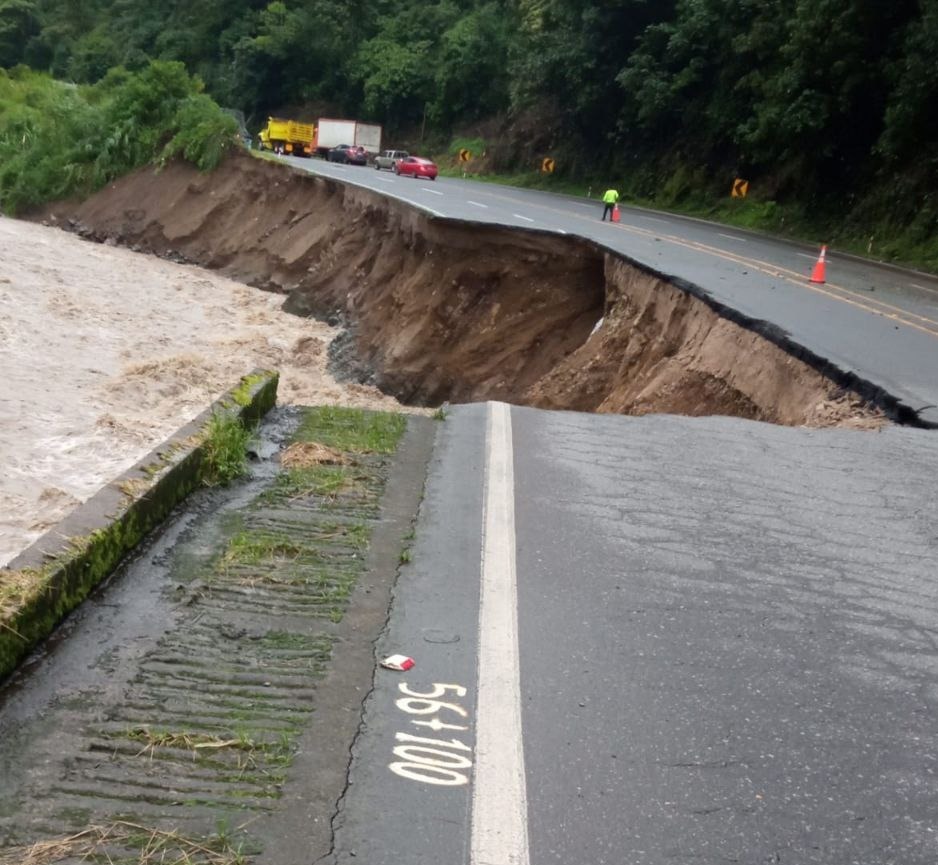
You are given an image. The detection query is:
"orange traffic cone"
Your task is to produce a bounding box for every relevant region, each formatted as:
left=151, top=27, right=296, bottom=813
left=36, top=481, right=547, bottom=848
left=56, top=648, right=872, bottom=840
left=611, top=204, right=621, bottom=223
left=809, top=245, right=827, bottom=284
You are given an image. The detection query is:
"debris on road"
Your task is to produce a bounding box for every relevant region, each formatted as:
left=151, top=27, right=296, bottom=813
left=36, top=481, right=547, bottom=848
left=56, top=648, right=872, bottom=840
left=381, top=654, right=416, bottom=671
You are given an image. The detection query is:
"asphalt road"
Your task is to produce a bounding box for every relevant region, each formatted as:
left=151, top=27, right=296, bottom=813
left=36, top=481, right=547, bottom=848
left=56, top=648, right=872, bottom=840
left=280, top=154, right=938, bottom=426
left=331, top=402, right=938, bottom=865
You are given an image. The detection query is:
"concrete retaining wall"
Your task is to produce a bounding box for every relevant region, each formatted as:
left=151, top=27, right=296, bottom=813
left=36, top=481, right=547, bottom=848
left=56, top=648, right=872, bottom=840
left=0, top=369, right=279, bottom=682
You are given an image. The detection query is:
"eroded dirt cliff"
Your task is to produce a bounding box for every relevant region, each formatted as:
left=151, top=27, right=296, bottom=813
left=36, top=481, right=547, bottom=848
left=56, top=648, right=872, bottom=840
left=46, top=150, right=885, bottom=428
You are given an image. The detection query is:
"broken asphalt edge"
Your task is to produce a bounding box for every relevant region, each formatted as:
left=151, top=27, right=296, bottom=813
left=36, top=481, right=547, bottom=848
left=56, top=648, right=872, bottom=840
left=281, top=155, right=935, bottom=428
left=0, top=368, right=280, bottom=684
left=441, top=218, right=937, bottom=429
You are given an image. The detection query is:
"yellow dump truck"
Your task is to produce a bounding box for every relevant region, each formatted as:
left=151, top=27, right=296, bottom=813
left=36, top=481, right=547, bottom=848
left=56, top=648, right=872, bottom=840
left=258, top=118, right=315, bottom=157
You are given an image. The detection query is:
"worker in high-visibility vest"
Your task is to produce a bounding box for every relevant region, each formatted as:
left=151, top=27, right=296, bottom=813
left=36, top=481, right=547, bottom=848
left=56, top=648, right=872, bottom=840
left=601, top=188, right=620, bottom=221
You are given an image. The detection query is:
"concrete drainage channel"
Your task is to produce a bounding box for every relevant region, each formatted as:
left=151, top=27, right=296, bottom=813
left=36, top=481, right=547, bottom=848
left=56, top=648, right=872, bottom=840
left=0, top=396, right=435, bottom=862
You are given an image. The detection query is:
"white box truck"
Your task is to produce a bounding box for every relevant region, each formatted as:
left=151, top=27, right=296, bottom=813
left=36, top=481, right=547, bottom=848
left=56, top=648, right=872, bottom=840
left=354, top=122, right=382, bottom=154
left=315, top=118, right=383, bottom=157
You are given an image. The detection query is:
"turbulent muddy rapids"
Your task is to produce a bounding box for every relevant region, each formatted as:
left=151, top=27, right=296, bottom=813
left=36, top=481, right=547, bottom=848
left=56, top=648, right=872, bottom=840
left=47, top=149, right=886, bottom=429
left=0, top=216, right=403, bottom=567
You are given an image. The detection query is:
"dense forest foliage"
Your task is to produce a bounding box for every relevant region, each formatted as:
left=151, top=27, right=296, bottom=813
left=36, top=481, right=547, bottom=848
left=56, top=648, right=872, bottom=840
left=2, top=0, right=937, bottom=260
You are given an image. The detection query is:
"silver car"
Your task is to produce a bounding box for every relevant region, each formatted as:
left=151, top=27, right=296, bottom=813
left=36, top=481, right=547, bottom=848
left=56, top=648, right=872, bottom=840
left=374, top=150, right=409, bottom=171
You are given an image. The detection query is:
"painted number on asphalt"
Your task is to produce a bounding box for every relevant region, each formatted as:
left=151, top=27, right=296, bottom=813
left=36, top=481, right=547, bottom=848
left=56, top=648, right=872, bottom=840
left=389, top=682, right=473, bottom=786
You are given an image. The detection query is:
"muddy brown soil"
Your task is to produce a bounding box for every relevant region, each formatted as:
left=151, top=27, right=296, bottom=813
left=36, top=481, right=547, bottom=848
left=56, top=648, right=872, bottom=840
left=46, top=150, right=886, bottom=428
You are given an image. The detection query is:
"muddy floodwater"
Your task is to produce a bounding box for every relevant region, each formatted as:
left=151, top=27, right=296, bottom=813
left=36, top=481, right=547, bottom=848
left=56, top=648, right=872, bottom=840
left=0, top=215, right=405, bottom=566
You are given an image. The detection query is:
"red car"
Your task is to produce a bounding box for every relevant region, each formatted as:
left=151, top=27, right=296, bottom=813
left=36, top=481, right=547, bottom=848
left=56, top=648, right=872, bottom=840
left=394, top=156, right=438, bottom=180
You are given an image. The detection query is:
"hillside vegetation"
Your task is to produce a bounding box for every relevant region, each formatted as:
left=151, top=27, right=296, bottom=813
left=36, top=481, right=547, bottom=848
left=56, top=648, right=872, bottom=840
left=0, top=62, right=236, bottom=213
left=1, top=0, right=936, bottom=265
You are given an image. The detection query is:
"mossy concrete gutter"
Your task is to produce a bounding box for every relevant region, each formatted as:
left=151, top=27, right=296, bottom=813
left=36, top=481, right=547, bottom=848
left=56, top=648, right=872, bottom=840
left=0, top=368, right=279, bottom=683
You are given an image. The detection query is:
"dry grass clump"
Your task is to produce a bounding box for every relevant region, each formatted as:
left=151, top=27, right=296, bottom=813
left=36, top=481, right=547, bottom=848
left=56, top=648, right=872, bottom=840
left=125, top=726, right=257, bottom=759
left=0, top=567, right=41, bottom=628
left=0, top=820, right=248, bottom=865
left=280, top=442, right=347, bottom=469
left=118, top=477, right=154, bottom=498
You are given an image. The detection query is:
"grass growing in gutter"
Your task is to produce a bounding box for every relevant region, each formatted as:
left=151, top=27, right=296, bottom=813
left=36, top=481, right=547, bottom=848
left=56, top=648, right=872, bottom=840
left=117, top=727, right=296, bottom=776
left=123, top=727, right=262, bottom=757
left=259, top=407, right=407, bottom=508
left=203, top=413, right=252, bottom=486
left=1, top=401, right=413, bottom=860
left=293, top=407, right=406, bottom=454
left=265, top=465, right=355, bottom=503
left=219, top=531, right=307, bottom=568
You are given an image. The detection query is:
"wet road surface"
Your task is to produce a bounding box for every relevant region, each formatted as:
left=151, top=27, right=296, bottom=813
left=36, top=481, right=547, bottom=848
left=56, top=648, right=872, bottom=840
left=333, top=403, right=938, bottom=864
left=3, top=403, right=938, bottom=863
left=282, top=155, right=938, bottom=426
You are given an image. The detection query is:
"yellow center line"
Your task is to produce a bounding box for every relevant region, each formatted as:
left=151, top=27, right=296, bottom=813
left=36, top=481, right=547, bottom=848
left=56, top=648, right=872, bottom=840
left=659, top=233, right=938, bottom=340
left=669, top=234, right=938, bottom=333
left=477, top=188, right=938, bottom=341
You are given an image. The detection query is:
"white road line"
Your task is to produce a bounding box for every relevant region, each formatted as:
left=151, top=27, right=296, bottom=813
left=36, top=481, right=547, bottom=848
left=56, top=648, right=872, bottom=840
left=375, top=176, right=397, bottom=183
left=472, top=402, right=529, bottom=865
left=910, top=282, right=930, bottom=291
left=467, top=200, right=489, bottom=208
left=513, top=214, right=535, bottom=223
left=719, top=233, right=747, bottom=242
left=396, top=199, right=443, bottom=217
left=797, top=253, right=817, bottom=260
left=421, top=187, right=444, bottom=195
left=640, top=215, right=668, bottom=224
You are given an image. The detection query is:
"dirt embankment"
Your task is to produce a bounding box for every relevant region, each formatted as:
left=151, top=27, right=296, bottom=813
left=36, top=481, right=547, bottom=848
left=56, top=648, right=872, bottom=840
left=47, top=150, right=885, bottom=428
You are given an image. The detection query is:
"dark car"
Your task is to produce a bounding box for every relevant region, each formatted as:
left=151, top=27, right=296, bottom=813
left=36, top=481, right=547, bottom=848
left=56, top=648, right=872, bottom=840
left=328, top=144, right=368, bottom=165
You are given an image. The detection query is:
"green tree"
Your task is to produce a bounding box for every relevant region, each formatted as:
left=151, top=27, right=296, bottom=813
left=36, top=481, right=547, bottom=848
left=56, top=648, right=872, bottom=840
left=510, top=0, right=672, bottom=146
left=67, top=26, right=120, bottom=80
left=0, top=61, right=235, bottom=213
left=744, top=0, right=915, bottom=186
left=0, top=0, right=40, bottom=68
left=351, top=36, right=432, bottom=123
left=619, top=0, right=789, bottom=157
left=430, top=3, right=512, bottom=127
left=878, top=0, right=938, bottom=165
left=225, top=0, right=359, bottom=115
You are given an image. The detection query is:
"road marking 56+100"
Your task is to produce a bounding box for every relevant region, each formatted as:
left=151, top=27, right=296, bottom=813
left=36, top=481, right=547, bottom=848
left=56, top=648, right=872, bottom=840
left=389, top=682, right=473, bottom=786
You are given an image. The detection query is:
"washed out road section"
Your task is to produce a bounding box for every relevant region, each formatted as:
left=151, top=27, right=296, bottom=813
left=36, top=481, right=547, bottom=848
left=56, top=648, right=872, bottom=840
left=44, top=152, right=888, bottom=430
left=286, top=155, right=938, bottom=426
